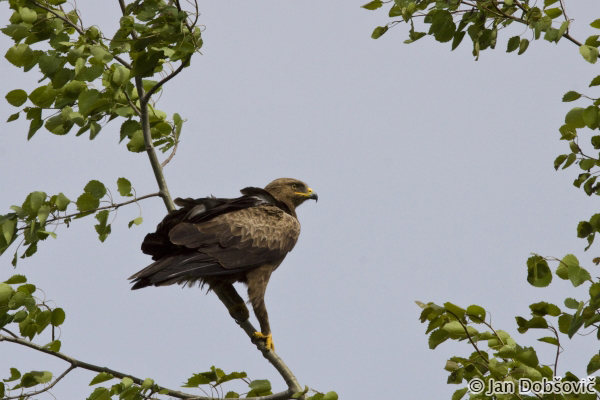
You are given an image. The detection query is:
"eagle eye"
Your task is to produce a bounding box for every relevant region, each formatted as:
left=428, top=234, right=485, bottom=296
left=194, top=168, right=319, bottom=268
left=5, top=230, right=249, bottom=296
left=291, top=183, right=298, bottom=190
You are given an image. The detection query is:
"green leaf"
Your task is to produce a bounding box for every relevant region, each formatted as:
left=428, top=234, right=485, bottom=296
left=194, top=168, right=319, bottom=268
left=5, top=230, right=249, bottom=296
left=515, top=346, right=539, bottom=368
left=544, top=8, right=562, bottom=18
left=128, top=217, right=143, bottom=228
left=566, top=107, right=585, bottom=128
left=4, top=274, right=26, bottom=284
left=580, top=45, right=599, bottom=64
left=43, top=340, right=61, bottom=352
left=90, top=45, right=113, bottom=64
left=466, top=305, right=485, bottom=323
left=183, top=373, right=211, bottom=387
left=84, top=180, right=106, bottom=199
left=527, top=255, right=552, bottom=287
left=4, top=368, right=21, bottom=382
left=518, top=38, right=529, bottom=55
left=562, top=91, right=581, bottom=102
left=361, top=0, right=383, bottom=10
left=429, top=10, right=456, bottom=43
left=371, top=26, right=388, bottom=39
left=580, top=158, right=596, bottom=171
left=451, top=387, right=468, bottom=400
left=87, top=387, right=110, bottom=400
left=563, top=153, right=576, bottom=169
left=37, top=205, right=51, bottom=225
left=126, top=130, right=146, bottom=152
left=0, top=283, right=15, bottom=306
left=29, top=191, right=46, bottom=213
left=141, top=378, right=154, bottom=390
left=588, top=354, right=600, bottom=374
left=7, top=112, right=19, bottom=122
left=5, top=44, right=34, bottom=67
left=225, top=392, right=239, bottom=398
left=78, top=89, right=101, bottom=116
left=90, top=372, right=114, bottom=386
left=544, top=0, right=559, bottom=6
left=590, top=75, right=600, bottom=87
left=2, top=219, right=16, bottom=245
left=583, top=106, right=599, bottom=128
left=444, top=302, right=465, bottom=320
left=529, top=301, right=561, bottom=317
left=122, top=377, right=133, bottom=389
left=5, top=89, right=27, bottom=107
left=29, top=85, right=56, bottom=108
left=248, top=380, right=271, bottom=393
left=507, top=36, right=520, bottom=53
left=112, top=66, right=130, bottom=86
left=54, top=193, right=71, bottom=211
left=76, top=193, right=99, bottom=212
left=577, top=221, right=594, bottom=238
left=119, top=120, right=141, bottom=143
left=568, top=263, right=591, bottom=287
left=117, top=178, right=132, bottom=196
left=19, top=7, right=37, bottom=23
left=538, top=336, right=559, bottom=346
left=591, top=19, right=600, bottom=29
left=554, top=154, right=568, bottom=170
left=323, top=392, right=338, bottom=400
left=94, top=210, right=111, bottom=242
left=51, top=308, right=65, bottom=326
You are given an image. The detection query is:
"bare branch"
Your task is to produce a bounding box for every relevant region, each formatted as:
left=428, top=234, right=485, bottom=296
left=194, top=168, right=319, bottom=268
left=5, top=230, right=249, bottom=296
left=161, top=139, right=179, bottom=168
left=143, top=56, right=191, bottom=103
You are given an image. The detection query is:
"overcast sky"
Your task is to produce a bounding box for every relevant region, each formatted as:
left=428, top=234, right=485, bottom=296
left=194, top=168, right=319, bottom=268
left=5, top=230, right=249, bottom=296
left=2, top=1, right=600, bottom=399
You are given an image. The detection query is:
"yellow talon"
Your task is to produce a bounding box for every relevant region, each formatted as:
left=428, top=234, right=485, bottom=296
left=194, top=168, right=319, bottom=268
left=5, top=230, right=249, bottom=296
left=253, top=332, right=275, bottom=351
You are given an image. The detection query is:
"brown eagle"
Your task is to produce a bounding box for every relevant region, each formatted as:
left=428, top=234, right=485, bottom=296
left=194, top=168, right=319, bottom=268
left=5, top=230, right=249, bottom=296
left=129, top=178, right=317, bottom=350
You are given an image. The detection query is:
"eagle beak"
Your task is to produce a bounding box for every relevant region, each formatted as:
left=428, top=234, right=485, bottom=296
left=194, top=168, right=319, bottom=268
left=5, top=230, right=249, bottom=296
left=296, top=188, right=318, bottom=202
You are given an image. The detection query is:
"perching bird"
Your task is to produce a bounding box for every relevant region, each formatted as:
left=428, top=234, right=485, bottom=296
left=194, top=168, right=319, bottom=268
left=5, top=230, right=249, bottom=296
left=129, top=178, right=317, bottom=350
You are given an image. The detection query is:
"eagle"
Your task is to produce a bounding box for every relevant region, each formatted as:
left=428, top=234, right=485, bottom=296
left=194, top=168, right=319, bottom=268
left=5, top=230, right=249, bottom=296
left=129, top=178, right=317, bottom=350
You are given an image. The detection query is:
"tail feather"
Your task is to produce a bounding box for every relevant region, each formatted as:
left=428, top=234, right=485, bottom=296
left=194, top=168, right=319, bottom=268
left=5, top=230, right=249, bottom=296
left=129, top=253, right=244, bottom=290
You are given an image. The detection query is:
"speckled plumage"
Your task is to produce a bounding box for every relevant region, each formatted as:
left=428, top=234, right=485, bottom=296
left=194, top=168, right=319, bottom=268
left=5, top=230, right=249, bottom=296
left=129, top=178, right=317, bottom=347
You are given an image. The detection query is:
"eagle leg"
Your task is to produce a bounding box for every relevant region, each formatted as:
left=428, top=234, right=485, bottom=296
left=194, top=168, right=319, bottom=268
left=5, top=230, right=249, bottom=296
left=221, top=284, right=250, bottom=322
left=246, top=265, right=275, bottom=351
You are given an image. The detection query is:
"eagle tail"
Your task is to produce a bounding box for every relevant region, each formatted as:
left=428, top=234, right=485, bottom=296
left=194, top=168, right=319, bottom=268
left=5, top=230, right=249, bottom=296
left=129, top=253, right=243, bottom=290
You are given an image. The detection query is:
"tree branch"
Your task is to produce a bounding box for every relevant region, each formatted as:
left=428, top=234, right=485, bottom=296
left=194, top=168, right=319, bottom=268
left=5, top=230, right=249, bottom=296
left=3, top=365, right=77, bottom=400
left=161, top=139, right=179, bottom=168
left=143, top=56, right=191, bottom=104
left=0, top=334, right=299, bottom=400
left=16, top=192, right=160, bottom=231
left=212, top=289, right=303, bottom=395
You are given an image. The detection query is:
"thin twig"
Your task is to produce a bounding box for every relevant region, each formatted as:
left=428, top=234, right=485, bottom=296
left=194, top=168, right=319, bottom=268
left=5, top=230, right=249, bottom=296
left=161, top=140, right=179, bottom=168
left=3, top=365, right=77, bottom=400
left=143, top=56, right=192, bottom=103
left=16, top=193, right=160, bottom=231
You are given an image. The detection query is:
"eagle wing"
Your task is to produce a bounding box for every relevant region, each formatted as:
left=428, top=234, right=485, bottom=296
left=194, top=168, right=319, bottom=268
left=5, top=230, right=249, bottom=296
left=129, top=194, right=300, bottom=289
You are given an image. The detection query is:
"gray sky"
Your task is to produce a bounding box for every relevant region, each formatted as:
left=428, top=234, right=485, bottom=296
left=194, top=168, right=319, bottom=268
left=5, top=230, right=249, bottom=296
left=2, top=1, right=600, bottom=399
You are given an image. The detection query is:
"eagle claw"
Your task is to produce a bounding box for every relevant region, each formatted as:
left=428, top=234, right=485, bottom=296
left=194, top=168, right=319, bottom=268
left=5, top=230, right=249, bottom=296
left=253, top=332, right=275, bottom=351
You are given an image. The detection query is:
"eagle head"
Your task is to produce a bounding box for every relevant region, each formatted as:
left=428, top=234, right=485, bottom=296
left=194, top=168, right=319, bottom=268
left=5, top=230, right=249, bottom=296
left=264, top=178, right=318, bottom=208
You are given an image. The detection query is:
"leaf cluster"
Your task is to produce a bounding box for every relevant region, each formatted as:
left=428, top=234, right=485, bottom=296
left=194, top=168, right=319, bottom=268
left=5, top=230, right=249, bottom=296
left=418, top=252, right=600, bottom=399
left=2, top=0, right=189, bottom=154
left=0, top=178, right=143, bottom=264
left=1, top=274, right=64, bottom=397
left=362, top=0, right=597, bottom=61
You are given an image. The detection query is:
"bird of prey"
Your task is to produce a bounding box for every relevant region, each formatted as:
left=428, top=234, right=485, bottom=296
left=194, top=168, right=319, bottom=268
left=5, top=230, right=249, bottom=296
left=129, top=178, right=317, bottom=350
